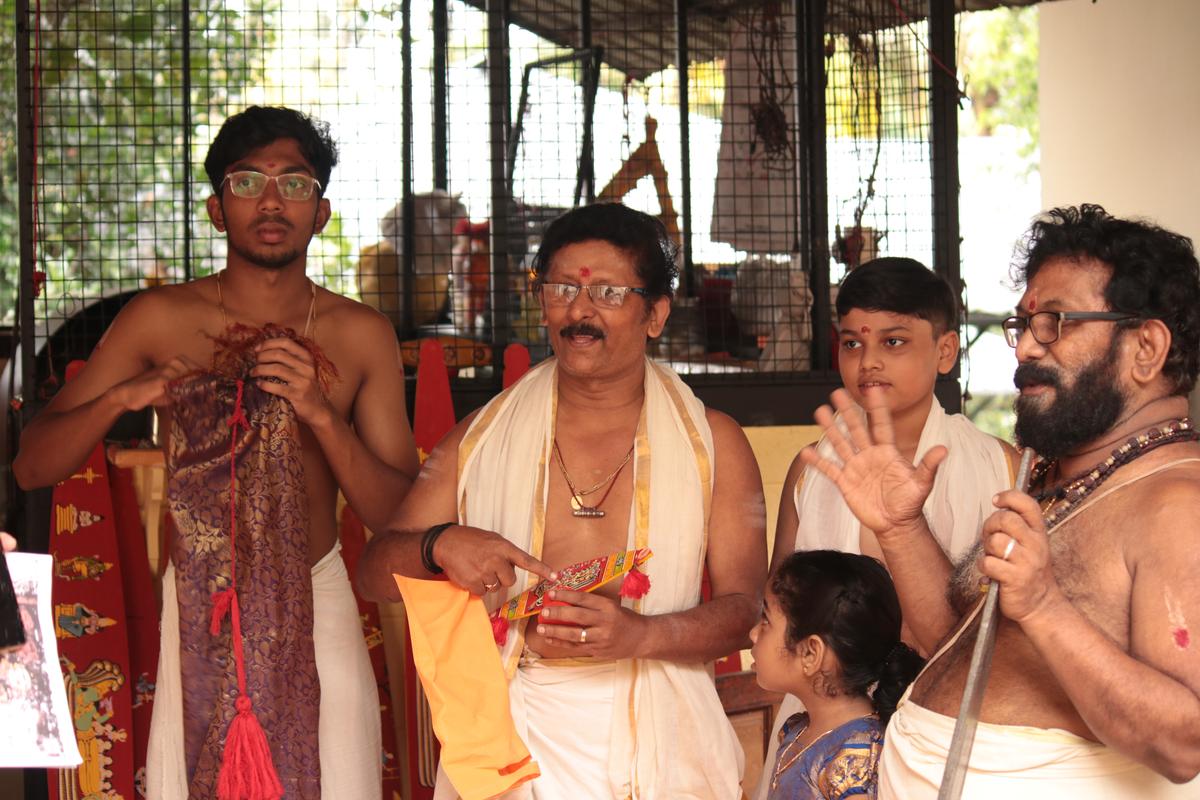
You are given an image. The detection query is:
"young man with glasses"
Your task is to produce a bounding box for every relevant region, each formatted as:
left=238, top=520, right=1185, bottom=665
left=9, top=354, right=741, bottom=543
left=359, top=202, right=767, bottom=799
left=802, top=204, right=1200, bottom=797
left=15, top=106, right=418, bottom=799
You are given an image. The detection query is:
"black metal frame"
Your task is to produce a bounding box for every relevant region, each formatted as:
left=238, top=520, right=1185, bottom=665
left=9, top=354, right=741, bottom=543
left=10, top=0, right=964, bottom=537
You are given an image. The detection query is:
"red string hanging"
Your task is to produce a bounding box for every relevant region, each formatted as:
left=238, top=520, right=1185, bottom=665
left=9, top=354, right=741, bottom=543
left=210, top=379, right=284, bottom=800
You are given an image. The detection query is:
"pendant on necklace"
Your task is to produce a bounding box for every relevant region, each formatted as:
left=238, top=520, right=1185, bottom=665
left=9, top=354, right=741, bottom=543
left=569, top=495, right=604, bottom=517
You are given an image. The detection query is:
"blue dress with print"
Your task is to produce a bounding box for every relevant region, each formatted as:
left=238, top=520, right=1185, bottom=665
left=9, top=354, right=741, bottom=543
left=765, top=712, right=884, bottom=800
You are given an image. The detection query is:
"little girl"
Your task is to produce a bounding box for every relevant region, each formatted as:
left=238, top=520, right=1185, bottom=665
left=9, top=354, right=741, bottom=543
left=751, top=550, right=924, bottom=800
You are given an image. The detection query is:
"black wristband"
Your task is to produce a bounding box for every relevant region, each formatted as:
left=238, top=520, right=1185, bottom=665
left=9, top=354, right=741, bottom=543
left=420, top=522, right=455, bottom=575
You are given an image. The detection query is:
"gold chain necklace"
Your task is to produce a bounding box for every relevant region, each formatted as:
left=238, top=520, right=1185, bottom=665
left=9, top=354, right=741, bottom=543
left=552, top=439, right=634, bottom=518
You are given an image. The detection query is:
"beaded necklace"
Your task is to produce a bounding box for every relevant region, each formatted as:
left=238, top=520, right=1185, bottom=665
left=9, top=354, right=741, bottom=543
left=1030, top=418, right=1197, bottom=528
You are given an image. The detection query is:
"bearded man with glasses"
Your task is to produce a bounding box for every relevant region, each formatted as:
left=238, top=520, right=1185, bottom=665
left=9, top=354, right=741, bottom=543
left=15, top=106, right=419, bottom=800
left=800, top=204, right=1200, bottom=797
left=359, top=202, right=766, bottom=799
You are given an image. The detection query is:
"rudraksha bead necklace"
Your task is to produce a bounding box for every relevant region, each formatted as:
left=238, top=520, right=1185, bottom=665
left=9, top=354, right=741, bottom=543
left=1030, top=418, right=1197, bottom=528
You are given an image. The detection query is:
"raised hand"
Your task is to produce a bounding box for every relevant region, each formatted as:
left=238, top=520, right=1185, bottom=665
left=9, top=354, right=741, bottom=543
left=799, top=388, right=947, bottom=535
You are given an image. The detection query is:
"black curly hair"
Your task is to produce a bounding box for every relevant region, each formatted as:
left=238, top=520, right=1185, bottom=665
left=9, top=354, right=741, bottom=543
left=530, top=203, right=679, bottom=302
left=204, top=106, right=339, bottom=197
left=1013, top=204, right=1200, bottom=395
left=770, top=550, right=923, bottom=726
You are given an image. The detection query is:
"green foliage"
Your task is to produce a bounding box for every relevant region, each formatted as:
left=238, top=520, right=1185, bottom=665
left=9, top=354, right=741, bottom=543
left=958, top=7, right=1039, bottom=158
left=0, top=0, right=18, bottom=323
left=0, top=0, right=276, bottom=323
left=310, top=212, right=358, bottom=298
left=964, top=392, right=1016, bottom=442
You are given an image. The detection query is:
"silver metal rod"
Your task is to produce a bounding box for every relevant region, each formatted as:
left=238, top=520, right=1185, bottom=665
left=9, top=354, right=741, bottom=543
left=937, top=447, right=1036, bottom=799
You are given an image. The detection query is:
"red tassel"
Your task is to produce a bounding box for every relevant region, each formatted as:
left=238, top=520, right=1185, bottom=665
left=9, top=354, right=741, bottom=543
left=491, top=611, right=509, bottom=646
left=210, top=589, right=235, bottom=635
left=218, top=695, right=284, bottom=800
left=619, top=566, right=651, bottom=600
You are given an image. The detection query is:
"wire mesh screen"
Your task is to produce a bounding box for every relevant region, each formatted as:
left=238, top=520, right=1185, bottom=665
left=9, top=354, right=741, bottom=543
left=826, top=4, right=934, bottom=276
left=16, top=0, right=950, bottom=414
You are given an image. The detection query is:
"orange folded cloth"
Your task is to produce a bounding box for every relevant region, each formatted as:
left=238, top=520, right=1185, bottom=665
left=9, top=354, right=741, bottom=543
left=394, top=576, right=540, bottom=800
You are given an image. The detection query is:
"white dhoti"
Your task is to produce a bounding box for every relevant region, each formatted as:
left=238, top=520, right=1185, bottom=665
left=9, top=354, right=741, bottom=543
left=512, top=659, right=618, bottom=800
left=880, top=696, right=1197, bottom=799
left=146, top=543, right=381, bottom=800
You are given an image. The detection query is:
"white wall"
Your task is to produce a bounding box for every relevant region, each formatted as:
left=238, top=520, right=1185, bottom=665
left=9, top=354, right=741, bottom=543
left=1040, top=0, right=1200, bottom=418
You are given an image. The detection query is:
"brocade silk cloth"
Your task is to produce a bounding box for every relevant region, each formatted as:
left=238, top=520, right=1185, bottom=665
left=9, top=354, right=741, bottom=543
left=767, top=712, right=883, bottom=800
left=441, top=356, right=744, bottom=799
left=165, top=325, right=323, bottom=799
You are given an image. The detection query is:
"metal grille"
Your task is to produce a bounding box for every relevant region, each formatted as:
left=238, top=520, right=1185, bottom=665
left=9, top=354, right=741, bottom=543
left=10, top=0, right=963, bottom=424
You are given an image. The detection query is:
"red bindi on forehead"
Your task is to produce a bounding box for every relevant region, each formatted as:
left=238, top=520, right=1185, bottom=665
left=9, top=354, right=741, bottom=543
left=579, top=266, right=591, bottom=278
left=860, top=326, right=871, bottom=335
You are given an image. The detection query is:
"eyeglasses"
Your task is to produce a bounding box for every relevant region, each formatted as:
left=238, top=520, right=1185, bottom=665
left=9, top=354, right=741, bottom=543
left=538, top=283, right=649, bottom=309
left=221, top=170, right=322, bottom=201
left=1001, top=311, right=1139, bottom=348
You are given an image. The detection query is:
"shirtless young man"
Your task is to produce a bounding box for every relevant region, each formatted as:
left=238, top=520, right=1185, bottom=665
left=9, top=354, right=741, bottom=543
left=358, top=202, right=767, bottom=799
left=14, top=106, right=418, bottom=799
left=802, top=205, right=1200, bottom=797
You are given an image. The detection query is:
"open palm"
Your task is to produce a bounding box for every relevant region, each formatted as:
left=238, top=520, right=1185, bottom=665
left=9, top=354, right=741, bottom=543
left=800, top=389, right=946, bottom=534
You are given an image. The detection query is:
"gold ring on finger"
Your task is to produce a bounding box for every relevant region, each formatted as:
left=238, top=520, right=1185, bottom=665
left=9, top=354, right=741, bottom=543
left=580, top=628, right=588, bottom=644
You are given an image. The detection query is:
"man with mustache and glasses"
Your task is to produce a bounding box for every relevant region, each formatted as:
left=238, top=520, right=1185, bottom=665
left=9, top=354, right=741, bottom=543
left=801, top=205, right=1200, bottom=797
left=359, top=203, right=767, bottom=799
left=15, top=106, right=419, bottom=800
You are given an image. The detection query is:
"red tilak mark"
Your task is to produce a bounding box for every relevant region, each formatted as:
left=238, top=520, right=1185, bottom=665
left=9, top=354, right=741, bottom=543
left=579, top=267, right=591, bottom=278
left=1028, top=297, right=1037, bottom=312
left=860, top=326, right=871, bottom=334
left=1174, top=628, right=1190, bottom=649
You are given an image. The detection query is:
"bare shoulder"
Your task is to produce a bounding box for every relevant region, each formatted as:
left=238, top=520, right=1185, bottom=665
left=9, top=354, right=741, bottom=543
left=994, top=436, right=1021, bottom=478
left=994, top=436, right=1020, bottom=459
left=316, top=288, right=396, bottom=337
left=95, top=279, right=217, bottom=355
left=704, top=408, right=763, bottom=490
left=1119, top=450, right=1200, bottom=556
left=313, top=290, right=400, bottom=377
left=704, top=407, right=752, bottom=451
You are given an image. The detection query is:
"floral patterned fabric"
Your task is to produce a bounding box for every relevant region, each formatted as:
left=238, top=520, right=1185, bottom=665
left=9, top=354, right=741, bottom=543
left=166, top=324, right=331, bottom=799
left=767, top=711, right=884, bottom=800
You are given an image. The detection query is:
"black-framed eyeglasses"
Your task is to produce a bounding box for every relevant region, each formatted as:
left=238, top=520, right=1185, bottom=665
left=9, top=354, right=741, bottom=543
left=1001, top=311, right=1140, bottom=348
left=221, top=170, right=322, bottom=201
left=537, top=283, right=649, bottom=309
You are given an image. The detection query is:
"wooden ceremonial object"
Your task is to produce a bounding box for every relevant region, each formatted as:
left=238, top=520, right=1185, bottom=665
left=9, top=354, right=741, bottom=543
left=938, top=447, right=1036, bottom=799
left=108, top=447, right=168, bottom=577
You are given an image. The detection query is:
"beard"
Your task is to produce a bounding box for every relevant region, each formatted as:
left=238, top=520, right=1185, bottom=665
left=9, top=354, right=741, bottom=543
left=225, top=210, right=312, bottom=270
left=1013, top=337, right=1127, bottom=460
left=228, top=240, right=303, bottom=270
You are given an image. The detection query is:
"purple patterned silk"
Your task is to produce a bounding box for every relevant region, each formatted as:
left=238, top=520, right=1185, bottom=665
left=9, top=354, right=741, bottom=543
left=167, top=324, right=327, bottom=799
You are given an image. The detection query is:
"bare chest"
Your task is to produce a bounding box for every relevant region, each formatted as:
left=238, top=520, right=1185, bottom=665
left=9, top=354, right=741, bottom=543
left=148, top=314, right=359, bottom=419
left=540, top=436, right=638, bottom=593
left=1044, top=505, right=1133, bottom=646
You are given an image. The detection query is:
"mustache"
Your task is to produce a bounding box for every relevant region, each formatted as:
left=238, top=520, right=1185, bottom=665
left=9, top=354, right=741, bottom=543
left=1013, top=363, right=1060, bottom=391
left=254, top=214, right=293, bottom=229
left=560, top=323, right=605, bottom=340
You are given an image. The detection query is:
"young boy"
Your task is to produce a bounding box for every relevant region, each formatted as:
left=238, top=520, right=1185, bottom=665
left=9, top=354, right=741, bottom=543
left=753, top=257, right=1016, bottom=800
